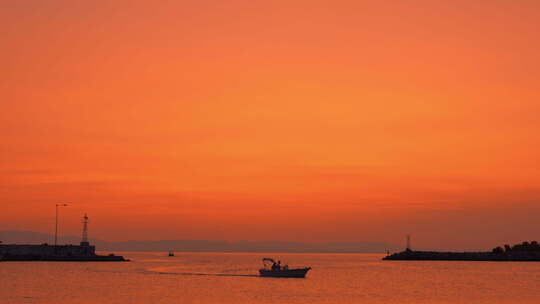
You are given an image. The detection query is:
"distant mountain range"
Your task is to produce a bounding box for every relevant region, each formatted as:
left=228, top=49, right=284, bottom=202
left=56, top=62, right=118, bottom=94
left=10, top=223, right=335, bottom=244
left=0, top=230, right=396, bottom=253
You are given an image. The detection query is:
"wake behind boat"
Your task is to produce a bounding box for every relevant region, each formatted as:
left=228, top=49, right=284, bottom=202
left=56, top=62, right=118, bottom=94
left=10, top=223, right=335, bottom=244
left=259, top=258, right=311, bottom=278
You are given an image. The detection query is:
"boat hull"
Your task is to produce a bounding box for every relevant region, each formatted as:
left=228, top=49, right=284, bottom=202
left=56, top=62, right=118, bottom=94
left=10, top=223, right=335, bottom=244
left=259, top=267, right=311, bottom=278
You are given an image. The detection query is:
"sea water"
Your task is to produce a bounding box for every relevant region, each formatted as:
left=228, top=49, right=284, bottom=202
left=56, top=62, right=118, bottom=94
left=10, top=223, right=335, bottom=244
left=1, top=252, right=539, bottom=304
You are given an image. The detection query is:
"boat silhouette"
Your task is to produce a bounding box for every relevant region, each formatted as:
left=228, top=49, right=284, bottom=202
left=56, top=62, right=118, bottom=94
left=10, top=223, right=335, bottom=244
left=258, top=258, right=311, bottom=278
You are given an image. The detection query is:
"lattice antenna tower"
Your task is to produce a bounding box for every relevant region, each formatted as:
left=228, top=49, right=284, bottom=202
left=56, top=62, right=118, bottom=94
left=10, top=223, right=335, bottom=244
left=406, top=234, right=411, bottom=251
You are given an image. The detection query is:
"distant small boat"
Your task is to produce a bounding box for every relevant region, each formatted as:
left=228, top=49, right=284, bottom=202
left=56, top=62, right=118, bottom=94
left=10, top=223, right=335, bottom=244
left=259, top=258, right=311, bottom=278
left=168, top=251, right=174, bottom=257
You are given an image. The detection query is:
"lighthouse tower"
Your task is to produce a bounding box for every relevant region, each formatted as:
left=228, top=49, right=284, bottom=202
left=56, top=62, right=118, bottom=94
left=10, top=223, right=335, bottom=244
left=80, top=213, right=90, bottom=247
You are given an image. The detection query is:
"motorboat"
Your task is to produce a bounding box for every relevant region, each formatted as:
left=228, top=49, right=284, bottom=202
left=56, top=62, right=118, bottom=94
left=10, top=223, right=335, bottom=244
left=259, top=258, right=311, bottom=278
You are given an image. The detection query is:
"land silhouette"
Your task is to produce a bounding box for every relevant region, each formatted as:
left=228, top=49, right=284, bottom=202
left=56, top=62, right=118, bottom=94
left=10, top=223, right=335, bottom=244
left=0, top=230, right=395, bottom=253
left=384, top=241, right=540, bottom=261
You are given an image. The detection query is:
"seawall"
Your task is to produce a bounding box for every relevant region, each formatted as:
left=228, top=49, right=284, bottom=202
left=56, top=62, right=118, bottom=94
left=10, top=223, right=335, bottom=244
left=383, top=250, right=540, bottom=261
left=0, top=244, right=127, bottom=261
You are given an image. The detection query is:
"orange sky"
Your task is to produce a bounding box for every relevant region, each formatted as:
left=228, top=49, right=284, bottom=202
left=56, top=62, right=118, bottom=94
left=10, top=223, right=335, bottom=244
left=1, top=0, right=539, bottom=250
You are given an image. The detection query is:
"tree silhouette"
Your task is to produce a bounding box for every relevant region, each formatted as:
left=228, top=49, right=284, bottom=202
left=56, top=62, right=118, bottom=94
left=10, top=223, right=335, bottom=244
left=494, top=241, right=540, bottom=253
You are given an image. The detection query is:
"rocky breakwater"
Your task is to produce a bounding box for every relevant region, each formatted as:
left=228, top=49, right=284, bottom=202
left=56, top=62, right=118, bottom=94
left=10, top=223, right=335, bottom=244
left=383, top=241, right=540, bottom=261
left=0, top=243, right=128, bottom=261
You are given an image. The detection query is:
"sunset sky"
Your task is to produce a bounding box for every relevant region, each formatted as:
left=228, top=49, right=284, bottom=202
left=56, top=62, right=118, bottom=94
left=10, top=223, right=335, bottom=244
left=1, top=0, right=539, bottom=250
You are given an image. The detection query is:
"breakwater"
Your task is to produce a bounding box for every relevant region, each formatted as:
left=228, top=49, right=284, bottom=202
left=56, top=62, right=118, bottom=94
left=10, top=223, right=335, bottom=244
left=384, top=249, right=540, bottom=261
left=0, top=244, right=127, bottom=261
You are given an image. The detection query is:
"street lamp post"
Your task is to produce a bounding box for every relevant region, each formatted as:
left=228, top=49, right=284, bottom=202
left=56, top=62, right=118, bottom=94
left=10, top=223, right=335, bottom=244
left=54, top=203, right=69, bottom=247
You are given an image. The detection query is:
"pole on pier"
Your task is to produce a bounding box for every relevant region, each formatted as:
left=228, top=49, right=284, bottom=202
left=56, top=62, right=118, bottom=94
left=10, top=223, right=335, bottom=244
left=54, top=203, right=69, bottom=247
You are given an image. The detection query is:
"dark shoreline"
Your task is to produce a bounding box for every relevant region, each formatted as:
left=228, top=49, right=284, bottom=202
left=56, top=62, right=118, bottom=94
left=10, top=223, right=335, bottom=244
left=0, top=255, right=128, bottom=262
left=0, top=244, right=127, bottom=262
left=383, top=250, right=540, bottom=261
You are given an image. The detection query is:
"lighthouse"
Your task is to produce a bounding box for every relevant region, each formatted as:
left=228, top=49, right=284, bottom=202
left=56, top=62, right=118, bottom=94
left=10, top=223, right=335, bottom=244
left=80, top=213, right=90, bottom=247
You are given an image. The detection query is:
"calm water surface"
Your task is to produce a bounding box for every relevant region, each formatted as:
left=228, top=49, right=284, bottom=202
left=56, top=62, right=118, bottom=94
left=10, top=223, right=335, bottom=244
left=1, top=252, right=540, bottom=303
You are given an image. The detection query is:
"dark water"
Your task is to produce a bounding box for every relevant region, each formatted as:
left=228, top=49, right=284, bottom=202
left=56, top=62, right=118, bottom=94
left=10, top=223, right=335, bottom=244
left=1, top=252, right=539, bottom=303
